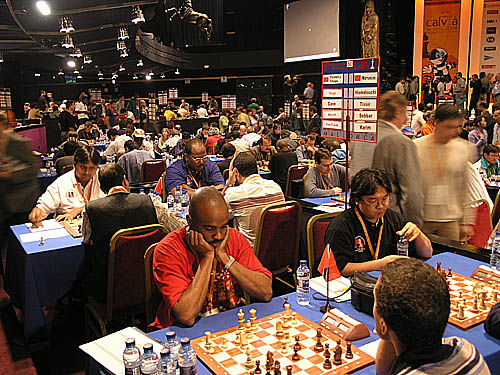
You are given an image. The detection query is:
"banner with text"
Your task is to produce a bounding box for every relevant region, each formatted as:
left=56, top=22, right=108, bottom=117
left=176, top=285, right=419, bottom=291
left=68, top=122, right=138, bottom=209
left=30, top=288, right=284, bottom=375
left=421, top=0, right=461, bottom=92
left=321, top=57, right=379, bottom=142
left=480, top=0, right=500, bottom=75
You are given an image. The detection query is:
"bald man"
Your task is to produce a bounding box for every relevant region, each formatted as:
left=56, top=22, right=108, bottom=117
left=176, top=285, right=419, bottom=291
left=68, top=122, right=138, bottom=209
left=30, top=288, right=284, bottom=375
left=152, top=187, right=272, bottom=329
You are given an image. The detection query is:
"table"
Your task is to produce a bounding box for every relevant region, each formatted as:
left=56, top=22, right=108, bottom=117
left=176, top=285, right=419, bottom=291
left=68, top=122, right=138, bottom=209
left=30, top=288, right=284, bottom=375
left=38, top=168, right=58, bottom=193
left=4, top=223, right=84, bottom=339
left=90, top=142, right=110, bottom=152
left=147, top=252, right=500, bottom=374
left=15, top=123, right=48, bottom=154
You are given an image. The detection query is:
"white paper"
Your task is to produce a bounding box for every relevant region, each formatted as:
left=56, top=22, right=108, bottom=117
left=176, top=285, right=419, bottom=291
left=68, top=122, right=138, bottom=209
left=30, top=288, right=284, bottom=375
left=19, top=228, right=70, bottom=243
left=310, top=276, right=352, bottom=302
left=27, top=219, right=63, bottom=233
left=313, top=205, right=345, bottom=213
left=359, top=338, right=380, bottom=358
left=80, top=326, right=166, bottom=375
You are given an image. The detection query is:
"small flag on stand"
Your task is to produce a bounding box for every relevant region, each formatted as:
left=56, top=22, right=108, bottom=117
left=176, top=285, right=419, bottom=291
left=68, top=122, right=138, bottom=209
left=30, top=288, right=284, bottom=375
left=317, top=244, right=341, bottom=281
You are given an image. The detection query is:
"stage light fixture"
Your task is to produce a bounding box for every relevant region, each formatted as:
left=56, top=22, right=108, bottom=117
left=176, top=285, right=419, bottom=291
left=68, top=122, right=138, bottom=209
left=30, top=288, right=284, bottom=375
left=70, top=47, right=82, bottom=58
left=137, top=58, right=143, bottom=67
left=145, top=74, right=152, bottom=80
left=34, top=72, right=41, bottom=77
left=58, top=68, right=64, bottom=75
left=131, top=5, right=145, bottom=24
left=118, top=27, right=129, bottom=40
left=133, top=74, right=138, bottom=80
left=174, top=68, right=180, bottom=75
left=98, top=70, right=103, bottom=77
left=83, top=55, right=92, bottom=64
left=59, top=16, right=75, bottom=33
left=62, top=34, right=74, bottom=49
left=36, top=1, right=51, bottom=15
left=0, top=53, right=4, bottom=63
left=119, top=64, right=126, bottom=72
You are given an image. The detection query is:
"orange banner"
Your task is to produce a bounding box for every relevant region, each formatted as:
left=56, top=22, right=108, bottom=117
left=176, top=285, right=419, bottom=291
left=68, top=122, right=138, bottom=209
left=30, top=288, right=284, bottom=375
left=422, top=0, right=461, bottom=91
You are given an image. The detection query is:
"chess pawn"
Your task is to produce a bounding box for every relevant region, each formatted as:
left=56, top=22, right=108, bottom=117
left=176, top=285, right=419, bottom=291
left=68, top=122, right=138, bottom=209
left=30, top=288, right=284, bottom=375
left=323, top=343, right=332, bottom=369
left=333, top=340, right=343, bottom=365
left=246, top=320, right=254, bottom=339
left=291, top=311, right=298, bottom=325
left=244, top=347, right=255, bottom=369
left=284, top=332, right=291, bottom=344
left=276, top=320, right=284, bottom=338
left=240, top=331, right=248, bottom=349
left=221, top=337, right=229, bottom=349
left=281, top=340, right=289, bottom=354
left=293, top=335, right=301, bottom=352
left=238, top=308, right=245, bottom=323
left=436, top=261, right=441, bottom=272
left=345, top=341, right=353, bottom=359
left=254, top=360, right=262, bottom=374
left=448, top=267, right=453, bottom=277
left=457, top=304, right=465, bottom=320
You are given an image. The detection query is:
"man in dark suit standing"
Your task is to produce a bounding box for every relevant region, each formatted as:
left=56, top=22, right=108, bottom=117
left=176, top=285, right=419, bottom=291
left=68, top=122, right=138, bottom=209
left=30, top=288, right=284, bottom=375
left=81, top=163, right=159, bottom=301
left=0, top=111, right=39, bottom=261
left=269, top=139, right=299, bottom=193
left=309, top=106, right=321, bottom=135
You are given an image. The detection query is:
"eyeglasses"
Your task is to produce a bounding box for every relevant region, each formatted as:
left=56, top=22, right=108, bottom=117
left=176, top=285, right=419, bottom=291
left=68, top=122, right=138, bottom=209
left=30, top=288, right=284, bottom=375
left=361, top=196, right=391, bottom=208
left=189, top=155, right=208, bottom=162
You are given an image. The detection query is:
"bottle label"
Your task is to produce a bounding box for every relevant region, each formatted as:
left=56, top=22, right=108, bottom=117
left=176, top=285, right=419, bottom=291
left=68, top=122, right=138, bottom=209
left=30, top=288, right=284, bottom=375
left=179, top=365, right=197, bottom=375
left=297, top=279, right=309, bottom=288
left=125, top=366, right=141, bottom=375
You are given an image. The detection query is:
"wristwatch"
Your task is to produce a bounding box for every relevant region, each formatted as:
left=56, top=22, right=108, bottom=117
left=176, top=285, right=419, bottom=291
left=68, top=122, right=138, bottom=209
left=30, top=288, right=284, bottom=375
left=223, top=255, right=236, bottom=270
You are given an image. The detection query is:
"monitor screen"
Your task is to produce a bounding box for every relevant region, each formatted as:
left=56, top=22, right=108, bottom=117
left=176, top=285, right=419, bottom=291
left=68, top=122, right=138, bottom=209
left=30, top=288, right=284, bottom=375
left=284, top=0, right=340, bottom=63
left=65, top=75, right=76, bottom=84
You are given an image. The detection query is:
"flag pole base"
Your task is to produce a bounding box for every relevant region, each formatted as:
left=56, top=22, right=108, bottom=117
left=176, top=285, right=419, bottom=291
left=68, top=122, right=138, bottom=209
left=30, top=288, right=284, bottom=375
left=320, top=303, right=332, bottom=314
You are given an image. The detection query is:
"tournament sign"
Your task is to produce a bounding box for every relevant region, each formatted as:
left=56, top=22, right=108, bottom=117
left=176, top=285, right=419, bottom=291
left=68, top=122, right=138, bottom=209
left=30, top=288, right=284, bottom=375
left=321, top=57, right=380, bottom=142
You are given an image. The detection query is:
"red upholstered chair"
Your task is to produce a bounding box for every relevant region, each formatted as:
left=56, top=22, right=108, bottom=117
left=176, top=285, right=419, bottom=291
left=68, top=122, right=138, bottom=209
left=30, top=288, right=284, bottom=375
left=286, top=165, right=309, bottom=198
left=492, top=190, right=500, bottom=228
left=85, top=224, right=166, bottom=338
left=253, top=201, right=302, bottom=289
left=141, top=159, right=166, bottom=183
left=306, top=212, right=341, bottom=277
left=468, top=199, right=493, bottom=249
left=144, top=242, right=161, bottom=329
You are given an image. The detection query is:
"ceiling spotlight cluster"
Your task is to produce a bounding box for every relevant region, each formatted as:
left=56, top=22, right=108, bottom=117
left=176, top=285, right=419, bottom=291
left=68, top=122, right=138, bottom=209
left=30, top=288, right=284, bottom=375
left=118, top=27, right=129, bottom=40
left=83, top=55, right=92, bottom=64
left=70, top=47, right=82, bottom=58
left=117, top=40, right=128, bottom=58
left=119, top=64, right=126, bottom=72
left=59, top=16, right=75, bottom=33
left=131, top=5, right=145, bottom=24
left=136, top=58, right=143, bottom=67
left=62, top=34, right=74, bottom=49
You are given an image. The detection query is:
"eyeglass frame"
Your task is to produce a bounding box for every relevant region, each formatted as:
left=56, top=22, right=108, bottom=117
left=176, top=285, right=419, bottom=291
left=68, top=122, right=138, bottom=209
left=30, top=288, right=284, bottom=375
left=359, top=195, right=391, bottom=209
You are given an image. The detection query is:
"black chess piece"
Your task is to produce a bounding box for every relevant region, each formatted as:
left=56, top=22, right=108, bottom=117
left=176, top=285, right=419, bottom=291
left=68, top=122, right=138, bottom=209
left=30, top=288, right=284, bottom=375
left=293, top=335, right=301, bottom=352
left=345, top=341, right=353, bottom=359
left=286, top=365, right=292, bottom=375
left=254, top=360, right=262, bottom=374
left=333, top=340, right=342, bottom=365
left=292, top=347, right=300, bottom=361
left=323, top=344, right=332, bottom=370
left=274, top=360, right=281, bottom=375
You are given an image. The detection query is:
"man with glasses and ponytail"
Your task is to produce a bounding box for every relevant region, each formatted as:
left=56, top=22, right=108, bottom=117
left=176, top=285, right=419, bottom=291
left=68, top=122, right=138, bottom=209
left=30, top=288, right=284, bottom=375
left=324, top=169, right=432, bottom=277
left=166, top=138, right=225, bottom=196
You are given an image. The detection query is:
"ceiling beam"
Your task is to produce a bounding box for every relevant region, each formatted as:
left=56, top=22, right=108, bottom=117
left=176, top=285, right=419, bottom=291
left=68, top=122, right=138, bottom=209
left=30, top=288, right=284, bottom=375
left=5, top=0, right=47, bottom=50
left=52, top=1, right=158, bottom=16
left=0, top=39, right=37, bottom=43
left=79, top=38, right=117, bottom=47
left=29, top=22, right=136, bottom=36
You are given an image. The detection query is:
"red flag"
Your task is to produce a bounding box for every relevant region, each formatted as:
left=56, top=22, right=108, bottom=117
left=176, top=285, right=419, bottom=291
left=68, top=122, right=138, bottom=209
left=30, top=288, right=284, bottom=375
left=154, top=176, right=163, bottom=195
left=317, top=244, right=341, bottom=282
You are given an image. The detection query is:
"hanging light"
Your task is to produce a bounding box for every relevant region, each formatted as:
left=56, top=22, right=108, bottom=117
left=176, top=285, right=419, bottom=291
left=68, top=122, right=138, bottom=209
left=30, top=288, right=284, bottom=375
left=34, top=72, right=41, bottom=77
left=83, top=55, right=92, bottom=64
left=62, top=34, right=74, bottom=49
left=112, top=72, right=118, bottom=79
left=145, top=74, right=152, bottom=80
left=149, top=71, right=154, bottom=76
left=131, top=5, right=145, bottom=24
left=36, top=1, right=51, bottom=16
left=66, top=59, right=76, bottom=68
left=119, top=64, right=125, bottom=72
left=118, top=27, right=129, bottom=40
left=174, top=68, right=180, bottom=75
left=133, top=74, right=138, bottom=80
left=58, top=67, right=64, bottom=75
left=160, top=73, right=165, bottom=79
left=120, top=48, right=128, bottom=58
left=0, top=52, right=4, bottom=63
left=99, top=76, right=104, bottom=80
left=97, top=70, right=103, bottom=77
left=73, top=68, right=79, bottom=74
left=136, top=58, right=143, bottom=67
left=70, top=47, right=82, bottom=58
left=77, top=74, right=82, bottom=79
left=59, top=16, right=75, bottom=33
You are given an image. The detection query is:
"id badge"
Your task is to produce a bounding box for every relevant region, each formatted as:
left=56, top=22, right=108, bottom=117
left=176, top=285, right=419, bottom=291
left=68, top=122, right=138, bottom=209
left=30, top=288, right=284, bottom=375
left=426, top=185, right=447, bottom=205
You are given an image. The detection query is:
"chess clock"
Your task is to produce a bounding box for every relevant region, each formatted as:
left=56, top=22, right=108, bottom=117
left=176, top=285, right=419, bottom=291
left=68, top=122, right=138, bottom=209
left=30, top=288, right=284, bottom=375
left=319, top=308, right=370, bottom=341
left=471, top=265, right=500, bottom=285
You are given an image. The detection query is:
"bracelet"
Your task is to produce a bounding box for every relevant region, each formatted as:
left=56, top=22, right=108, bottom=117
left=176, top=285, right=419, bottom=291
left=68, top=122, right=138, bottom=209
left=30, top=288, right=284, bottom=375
left=224, top=255, right=236, bottom=270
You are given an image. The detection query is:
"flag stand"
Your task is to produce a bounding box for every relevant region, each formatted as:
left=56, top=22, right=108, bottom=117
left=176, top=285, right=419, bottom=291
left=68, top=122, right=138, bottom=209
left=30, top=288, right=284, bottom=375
left=319, top=267, right=332, bottom=313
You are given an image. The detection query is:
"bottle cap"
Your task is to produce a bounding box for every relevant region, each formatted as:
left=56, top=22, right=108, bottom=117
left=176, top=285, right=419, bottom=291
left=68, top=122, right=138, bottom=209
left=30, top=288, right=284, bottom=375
left=125, top=338, right=135, bottom=349
left=160, top=347, right=171, bottom=358
left=180, top=337, right=191, bottom=346
left=143, top=343, right=153, bottom=353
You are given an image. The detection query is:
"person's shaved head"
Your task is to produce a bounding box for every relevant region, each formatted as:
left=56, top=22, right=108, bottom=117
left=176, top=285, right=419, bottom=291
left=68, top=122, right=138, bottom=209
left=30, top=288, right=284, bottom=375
left=188, top=187, right=229, bottom=247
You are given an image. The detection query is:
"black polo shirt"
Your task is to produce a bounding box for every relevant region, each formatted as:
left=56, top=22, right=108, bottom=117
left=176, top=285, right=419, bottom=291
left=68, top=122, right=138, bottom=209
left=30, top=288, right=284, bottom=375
left=325, top=207, right=416, bottom=272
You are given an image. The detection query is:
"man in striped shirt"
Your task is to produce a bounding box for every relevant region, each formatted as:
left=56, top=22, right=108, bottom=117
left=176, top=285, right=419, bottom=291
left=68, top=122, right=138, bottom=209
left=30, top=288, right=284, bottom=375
left=374, top=258, right=490, bottom=375
left=223, top=151, right=284, bottom=248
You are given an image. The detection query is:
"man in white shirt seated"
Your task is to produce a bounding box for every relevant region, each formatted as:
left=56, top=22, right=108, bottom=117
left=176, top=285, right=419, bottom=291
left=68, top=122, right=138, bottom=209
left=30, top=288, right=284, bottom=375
left=133, top=128, right=154, bottom=157
left=223, top=152, right=284, bottom=248
left=103, top=128, right=131, bottom=161
left=29, top=145, right=104, bottom=224
left=242, top=125, right=261, bottom=148
left=296, top=134, right=317, bottom=162
left=117, top=140, right=153, bottom=184
left=230, top=130, right=251, bottom=154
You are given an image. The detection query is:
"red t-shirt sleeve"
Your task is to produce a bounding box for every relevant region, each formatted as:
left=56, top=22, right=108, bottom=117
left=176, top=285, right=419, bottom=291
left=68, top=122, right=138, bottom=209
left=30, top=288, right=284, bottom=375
left=228, top=228, right=272, bottom=280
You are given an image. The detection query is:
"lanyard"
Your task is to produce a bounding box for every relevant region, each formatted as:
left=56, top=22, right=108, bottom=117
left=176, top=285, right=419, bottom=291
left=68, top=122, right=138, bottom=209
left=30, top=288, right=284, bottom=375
left=319, top=172, right=331, bottom=190
left=74, top=177, right=93, bottom=204
left=354, top=208, right=384, bottom=260
left=188, top=170, right=201, bottom=189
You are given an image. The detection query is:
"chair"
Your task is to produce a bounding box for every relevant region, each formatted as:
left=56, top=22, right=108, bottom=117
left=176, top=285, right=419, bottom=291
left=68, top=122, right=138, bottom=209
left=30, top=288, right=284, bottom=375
left=468, top=199, right=493, bottom=249
left=144, top=242, right=161, bottom=328
left=306, top=212, right=341, bottom=277
left=223, top=169, right=230, bottom=181
left=492, top=190, right=500, bottom=228
left=253, top=201, right=302, bottom=289
left=84, top=224, right=166, bottom=338
left=285, top=165, right=309, bottom=198
left=61, top=164, right=74, bottom=175
left=141, top=159, right=166, bottom=183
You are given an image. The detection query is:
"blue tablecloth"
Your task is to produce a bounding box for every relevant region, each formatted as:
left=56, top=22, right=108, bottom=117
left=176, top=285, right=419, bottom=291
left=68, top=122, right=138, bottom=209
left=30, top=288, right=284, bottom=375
left=148, top=252, right=500, bottom=374
left=301, top=193, right=348, bottom=207
left=90, top=142, right=109, bottom=151
left=38, top=169, right=58, bottom=193
left=4, top=223, right=84, bottom=339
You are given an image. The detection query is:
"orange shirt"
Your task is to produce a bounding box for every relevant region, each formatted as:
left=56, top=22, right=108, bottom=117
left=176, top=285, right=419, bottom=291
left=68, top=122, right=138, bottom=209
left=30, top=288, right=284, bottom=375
left=421, top=122, right=435, bottom=136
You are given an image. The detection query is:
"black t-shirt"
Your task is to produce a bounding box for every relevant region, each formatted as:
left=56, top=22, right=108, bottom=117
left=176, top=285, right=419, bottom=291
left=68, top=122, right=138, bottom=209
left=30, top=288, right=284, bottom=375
left=325, top=207, right=416, bottom=272
left=269, top=151, right=298, bottom=186
left=59, top=110, right=77, bottom=132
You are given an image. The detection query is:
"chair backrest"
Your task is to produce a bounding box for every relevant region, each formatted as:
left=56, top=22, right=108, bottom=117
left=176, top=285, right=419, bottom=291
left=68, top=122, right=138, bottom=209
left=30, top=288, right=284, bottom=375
left=223, top=168, right=230, bottom=181
left=254, top=201, right=302, bottom=276
left=286, top=165, right=308, bottom=197
left=141, top=159, right=166, bottom=183
left=306, top=212, right=340, bottom=276
left=61, top=164, right=74, bottom=175
left=144, top=242, right=161, bottom=327
left=106, top=224, right=166, bottom=321
left=160, top=171, right=167, bottom=202
left=492, top=190, right=500, bottom=228
left=468, top=199, right=493, bottom=249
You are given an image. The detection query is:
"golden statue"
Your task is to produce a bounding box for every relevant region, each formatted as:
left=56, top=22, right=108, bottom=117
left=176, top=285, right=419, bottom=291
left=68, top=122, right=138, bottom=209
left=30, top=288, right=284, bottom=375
left=361, top=0, right=380, bottom=58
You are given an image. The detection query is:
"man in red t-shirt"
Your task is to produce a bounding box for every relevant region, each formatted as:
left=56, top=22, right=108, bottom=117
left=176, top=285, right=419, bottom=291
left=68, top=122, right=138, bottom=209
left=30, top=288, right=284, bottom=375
left=152, top=187, right=273, bottom=329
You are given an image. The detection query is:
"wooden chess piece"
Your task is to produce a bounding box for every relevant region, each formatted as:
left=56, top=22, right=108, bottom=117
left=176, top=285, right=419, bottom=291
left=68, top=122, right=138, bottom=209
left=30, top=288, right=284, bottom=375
left=240, top=331, right=248, bottom=348
left=333, top=340, right=343, bottom=365
left=276, top=320, right=284, bottom=338
left=284, top=332, right=291, bottom=344
left=448, top=267, right=453, bottom=277
left=494, top=289, right=498, bottom=302
left=457, top=304, right=465, bottom=320
left=436, top=261, right=441, bottom=272
left=39, top=237, right=45, bottom=246
left=291, top=311, right=297, bottom=325
left=286, top=365, right=292, bottom=375
left=281, top=340, right=289, bottom=354
left=471, top=295, right=479, bottom=313
left=283, top=296, right=288, bottom=308
left=314, top=328, right=324, bottom=352
left=480, top=293, right=487, bottom=310
left=274, top=360, right=281, bottom=375
left=250, top=308, right=258, bottom=331
left=254, top=360, right=262, bottom=374
left=292, top=347, right=300, bottom=361
left=345, top=341, right=353, bottom=359
left=238, top=308, right=245, bottom=323
left=244, top=347, right=255, bottom=369
left=221, top=337, right=229, bottom=349
left=293, top=336, right=301, bottom=351
left=246, top=320, right=254, bottom=339
left=323, top=343, right=332, bottom=369
left=265, top=362, right=272, bottom=375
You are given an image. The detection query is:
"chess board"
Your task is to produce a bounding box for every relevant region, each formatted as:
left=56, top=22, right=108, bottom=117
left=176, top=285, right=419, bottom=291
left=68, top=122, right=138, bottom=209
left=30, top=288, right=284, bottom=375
left=331, top=193, right=350, bottom=204
left=191, top=310, right=374, bottom=375
left=444, top=268, right=498, bottom=330
left=61, top=218, right=83, bottom=238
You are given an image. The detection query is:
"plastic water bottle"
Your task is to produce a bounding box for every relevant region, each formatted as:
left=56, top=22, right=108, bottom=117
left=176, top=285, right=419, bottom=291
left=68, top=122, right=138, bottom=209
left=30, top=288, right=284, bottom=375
left=165, top=331, right=180, bottom=370
left=296, top=260, right=311, bottom=305
left=158, top=348, right=176, bottom=375
left=490, top=232, right=500, bottom=270
left=181, top=188, right=190, bottom=217
left=167, top=193, right=174, bottom=211
left=123, top=338, right=141, bottom=375
left=174, top=188, right=182, bottom=213
left=397, top=235, right=409, bottom=256
left=178, top=337, right=197, bottom=375
left=140, top=343, right=159, bottom=374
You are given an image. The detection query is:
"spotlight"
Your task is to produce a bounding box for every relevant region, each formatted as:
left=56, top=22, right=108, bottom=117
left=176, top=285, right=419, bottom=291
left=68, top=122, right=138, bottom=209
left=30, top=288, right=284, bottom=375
left=131, top=5, right=145, bottom=24
left=160, top=73, right=165, bottom=79
left=118, top=27, right=129, bottom=40
left=34, top=72, right=41, bottom=77
left=174, top=68, right=180, bottom=75
left=98, top=70, right=103, bottom=77
left=149, top=71, right=154, bottom=76
left=83, top=55, right=92, bottom=64
left=145, top=74, right=152, bottom=80
left=36, top=1, right=51, bottom=15
left=73, top=69, right=79, bottom=74
left=136, top=58, right=143, bottom=67
left=0, top=52, right=4, bottom=63
left=58, top=68, right=64, bottom=75
left=119, top=48, right=128, bottom=58
left=112, top=79, right=116, bottom=85
left=62, top=34, right=74, bottom=49
left=66, top=59, right=76, bottom=68
left=133, top=74, right=138, bottom=80
left=99, top=76, right=104, bottom=80
left=77, top=74, right=82, bottom=79
left=112, top=72, right=118, bottom=79
left=59, top=16, right=75, bottom=33
left=119, top=64, right=126, bottom=72
left=70, top=47, right=82, bottom=58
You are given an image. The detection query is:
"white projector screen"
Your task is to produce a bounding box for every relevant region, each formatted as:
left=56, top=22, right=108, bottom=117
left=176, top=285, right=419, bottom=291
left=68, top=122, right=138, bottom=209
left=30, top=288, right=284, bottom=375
left=284, top=0, right=340, bottom=63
